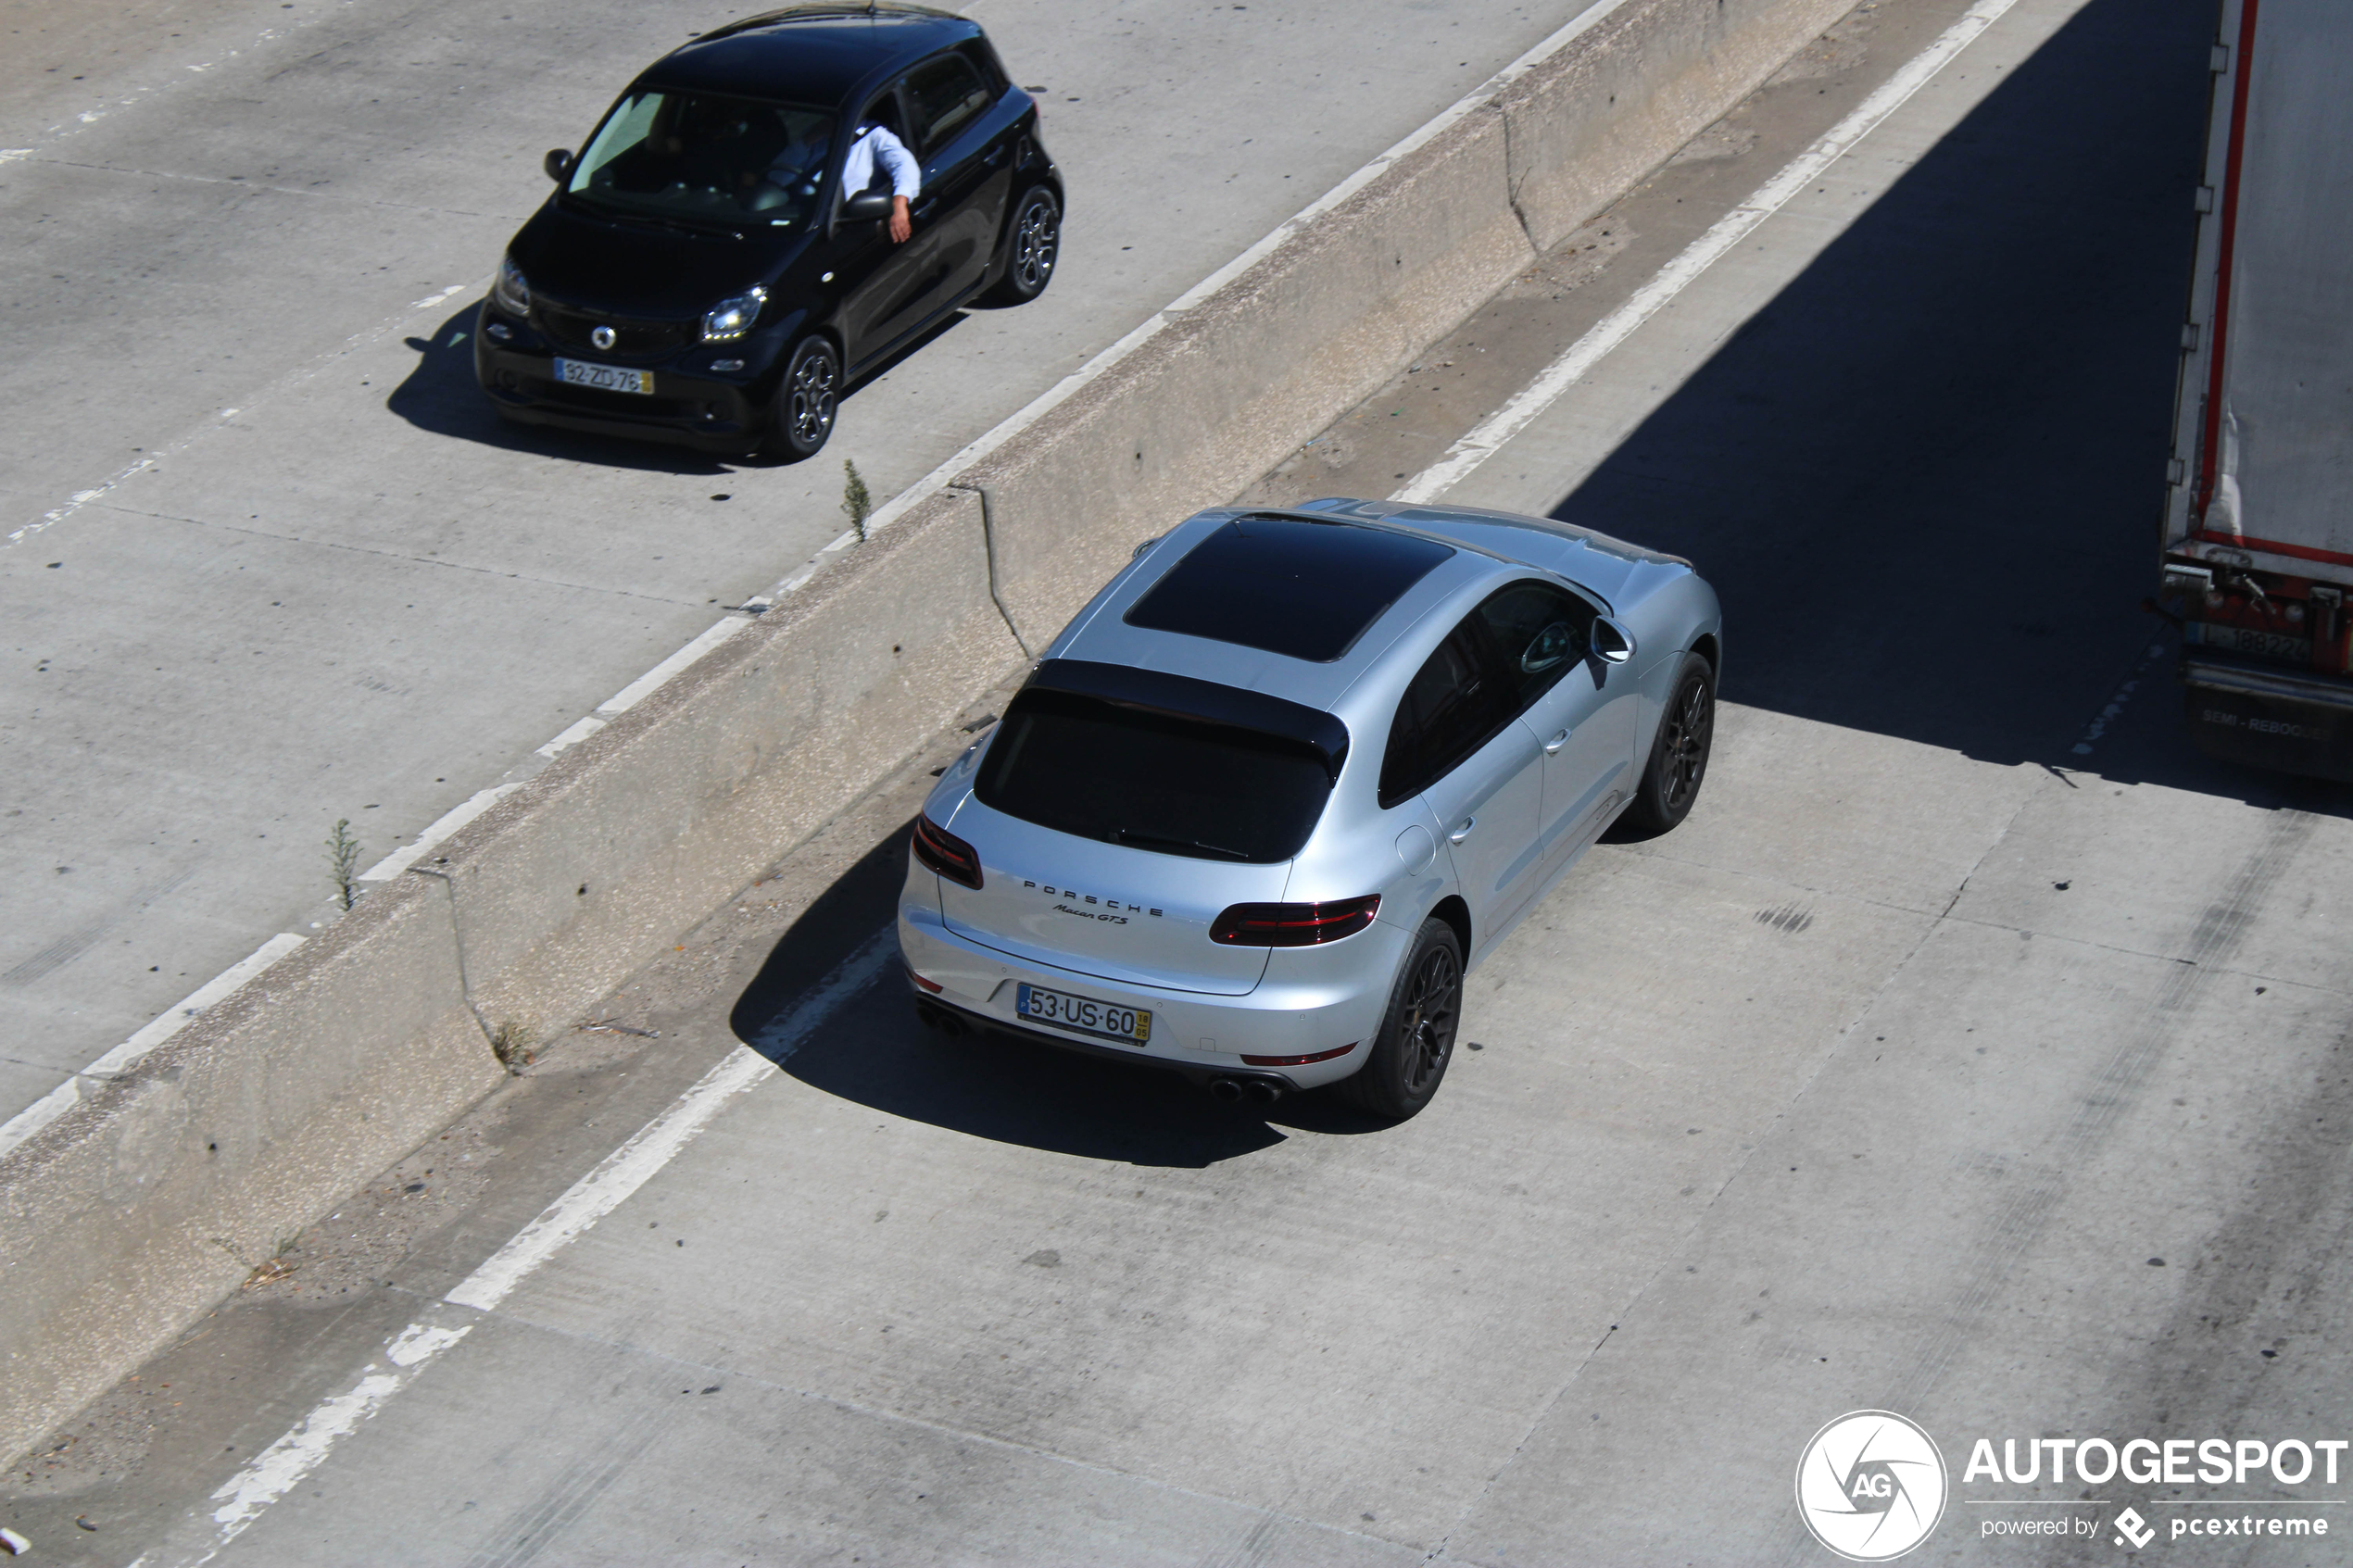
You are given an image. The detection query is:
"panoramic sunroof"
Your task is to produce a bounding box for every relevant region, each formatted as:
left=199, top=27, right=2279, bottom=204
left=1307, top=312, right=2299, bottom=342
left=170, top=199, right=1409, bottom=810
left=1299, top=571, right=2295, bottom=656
left=1123, top=516, right=1453, bottom=662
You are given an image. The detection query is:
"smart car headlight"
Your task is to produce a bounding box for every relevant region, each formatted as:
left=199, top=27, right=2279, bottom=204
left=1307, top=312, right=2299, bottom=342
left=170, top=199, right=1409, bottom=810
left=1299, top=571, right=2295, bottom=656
left=492, top=257, right=532, bottom=317
left=701, top=285, right=767, bottom=342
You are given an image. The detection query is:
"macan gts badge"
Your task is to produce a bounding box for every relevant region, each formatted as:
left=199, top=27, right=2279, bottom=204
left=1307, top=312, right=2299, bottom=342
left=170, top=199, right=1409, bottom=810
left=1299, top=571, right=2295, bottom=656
left=900, top=498, right=1723, bottom=1120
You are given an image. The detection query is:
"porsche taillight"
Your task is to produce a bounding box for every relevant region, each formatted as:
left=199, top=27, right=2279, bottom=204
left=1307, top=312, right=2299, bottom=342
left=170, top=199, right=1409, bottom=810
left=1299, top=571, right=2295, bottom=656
left=912, top=815, right=983, bottom=890
left=1208, top=895, right=1380, bottom=947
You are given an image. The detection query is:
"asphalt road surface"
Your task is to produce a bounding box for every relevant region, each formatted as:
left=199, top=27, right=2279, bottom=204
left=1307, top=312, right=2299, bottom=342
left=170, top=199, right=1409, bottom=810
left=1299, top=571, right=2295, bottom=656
left=13, top=0, right=2353, bottom=1563
left=0, top=0, right=1611, bottom=1123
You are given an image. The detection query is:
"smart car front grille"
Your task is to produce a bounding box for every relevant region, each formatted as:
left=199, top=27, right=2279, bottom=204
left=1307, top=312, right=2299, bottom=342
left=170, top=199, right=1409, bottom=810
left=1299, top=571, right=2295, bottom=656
left=536, top=305, right=698, bottom=360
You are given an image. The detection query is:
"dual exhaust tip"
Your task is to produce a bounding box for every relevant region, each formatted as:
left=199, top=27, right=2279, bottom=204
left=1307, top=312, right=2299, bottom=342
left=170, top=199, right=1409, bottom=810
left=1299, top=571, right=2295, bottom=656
left=1208, top=1076, right=1285, bottom=1106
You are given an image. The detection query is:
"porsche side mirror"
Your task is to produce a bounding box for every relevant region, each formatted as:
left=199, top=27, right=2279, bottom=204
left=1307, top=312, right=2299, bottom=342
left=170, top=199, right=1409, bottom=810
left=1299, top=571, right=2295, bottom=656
left=840, top=189, right=894, bottom=221
left=1591, top=617, right=1636, bottom=665
left=543, top=148, right=575, bottom=183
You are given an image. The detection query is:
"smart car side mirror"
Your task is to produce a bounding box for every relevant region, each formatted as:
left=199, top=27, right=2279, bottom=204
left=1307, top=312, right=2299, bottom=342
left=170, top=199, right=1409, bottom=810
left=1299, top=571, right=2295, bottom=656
left=543, top=148, right=575, bottom=183
left=1591, top=617, right=1636, bottom=665
left=841, top=189, right=894, bottom=221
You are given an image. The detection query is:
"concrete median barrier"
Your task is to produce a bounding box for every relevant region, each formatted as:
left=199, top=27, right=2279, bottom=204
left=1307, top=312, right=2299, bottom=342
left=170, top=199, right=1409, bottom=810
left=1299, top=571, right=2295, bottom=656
left=0, top=0, right=1858, bottom=1467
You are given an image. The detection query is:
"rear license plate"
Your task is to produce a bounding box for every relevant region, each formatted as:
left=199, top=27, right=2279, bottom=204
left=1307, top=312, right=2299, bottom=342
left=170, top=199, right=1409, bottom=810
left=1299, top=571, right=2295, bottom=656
left=1016, top=983, right=1151, bottom=1047
left=2198, top=623, right=2311, bottom=663
left=554, top=358, right=651, bottom=395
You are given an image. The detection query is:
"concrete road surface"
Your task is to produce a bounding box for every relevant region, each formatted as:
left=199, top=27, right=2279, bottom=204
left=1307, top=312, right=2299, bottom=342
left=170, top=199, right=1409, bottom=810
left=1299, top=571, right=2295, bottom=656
left=0, top=0, right=1613, bottom=1123
left=15, top=0, right=2352, bottom=1563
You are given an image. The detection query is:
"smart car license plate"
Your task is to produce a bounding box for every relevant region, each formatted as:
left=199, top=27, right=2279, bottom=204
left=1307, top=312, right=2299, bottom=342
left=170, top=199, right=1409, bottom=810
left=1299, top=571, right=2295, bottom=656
left=554, top=358, right=651, bottom=395
left=1016, top=983, right=1151, bottom=1047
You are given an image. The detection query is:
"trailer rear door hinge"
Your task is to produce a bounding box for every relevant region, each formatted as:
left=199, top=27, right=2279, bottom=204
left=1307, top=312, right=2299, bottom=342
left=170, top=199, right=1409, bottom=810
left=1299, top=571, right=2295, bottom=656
left=2181, top=322, right=2202, bottom=351
left=2209, top=43, right=2230, bottom=72
left=2167, top=458, right=2186, bottom=485
left=2194, top=185, right=2215, bottom=214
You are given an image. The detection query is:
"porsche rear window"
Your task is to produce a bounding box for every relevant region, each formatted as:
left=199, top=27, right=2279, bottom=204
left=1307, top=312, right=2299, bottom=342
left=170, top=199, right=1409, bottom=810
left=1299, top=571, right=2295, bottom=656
left=1124, top=516, right=1453, bottom=662
left=974, top=689, right=1332, bottom=863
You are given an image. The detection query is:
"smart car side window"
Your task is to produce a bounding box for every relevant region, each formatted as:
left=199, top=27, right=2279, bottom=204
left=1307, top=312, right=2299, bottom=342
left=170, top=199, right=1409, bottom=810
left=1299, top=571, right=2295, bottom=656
left=1379, top=624, right=1510, bottom=808
left=1470, top=579, right=1600, bottom=714
left=905, top=51, right=993, bottom=157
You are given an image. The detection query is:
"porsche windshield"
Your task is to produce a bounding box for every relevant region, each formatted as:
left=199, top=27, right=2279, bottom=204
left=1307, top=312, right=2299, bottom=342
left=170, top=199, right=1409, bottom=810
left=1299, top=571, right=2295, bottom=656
left=566, top=90, right=835, bottom=231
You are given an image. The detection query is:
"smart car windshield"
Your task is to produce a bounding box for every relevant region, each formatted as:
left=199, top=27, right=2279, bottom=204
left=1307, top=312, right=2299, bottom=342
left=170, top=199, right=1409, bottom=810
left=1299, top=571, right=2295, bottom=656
left=975, top=690, right=1335, bottom=864
left=566, top=90, right=835, bottom=232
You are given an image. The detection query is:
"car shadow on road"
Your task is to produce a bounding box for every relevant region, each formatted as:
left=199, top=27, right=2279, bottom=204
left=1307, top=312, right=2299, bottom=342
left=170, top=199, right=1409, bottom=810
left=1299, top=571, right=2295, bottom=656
left=385, top=301, right=972, bottom=472
left=1555, top=0, right=2348, bottom=821
left=729, top=826, right=1379, bottom=1166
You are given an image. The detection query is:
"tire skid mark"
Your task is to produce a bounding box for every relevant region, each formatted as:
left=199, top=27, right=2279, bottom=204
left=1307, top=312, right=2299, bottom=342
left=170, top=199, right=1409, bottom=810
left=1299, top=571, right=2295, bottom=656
left=1885, top=806, right=2322, bottom=1416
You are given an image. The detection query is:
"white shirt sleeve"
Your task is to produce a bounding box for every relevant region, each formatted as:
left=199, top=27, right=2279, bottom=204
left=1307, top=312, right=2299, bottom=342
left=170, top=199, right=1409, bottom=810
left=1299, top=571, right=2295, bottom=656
left=843, top=125, right=922, bottom=201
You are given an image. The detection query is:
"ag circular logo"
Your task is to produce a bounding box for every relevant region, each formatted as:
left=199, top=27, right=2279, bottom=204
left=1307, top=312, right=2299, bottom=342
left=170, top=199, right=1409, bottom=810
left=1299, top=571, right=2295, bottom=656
left=590, top=324, right=617, bottom=350
left=1795, top=1411, right=1948, bottom=1561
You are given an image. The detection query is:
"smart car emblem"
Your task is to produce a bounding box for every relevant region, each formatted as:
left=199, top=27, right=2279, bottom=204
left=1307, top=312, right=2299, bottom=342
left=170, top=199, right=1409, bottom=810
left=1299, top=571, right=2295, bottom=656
left=591, top=324, right=617, bottom=350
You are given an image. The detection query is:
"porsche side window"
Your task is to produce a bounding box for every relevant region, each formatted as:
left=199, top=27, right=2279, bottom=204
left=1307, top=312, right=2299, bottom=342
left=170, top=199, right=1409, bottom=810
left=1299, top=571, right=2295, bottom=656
left=1381, top=627, right=1506, bottom=807
left=1472, top=580, right=1599, bottom=713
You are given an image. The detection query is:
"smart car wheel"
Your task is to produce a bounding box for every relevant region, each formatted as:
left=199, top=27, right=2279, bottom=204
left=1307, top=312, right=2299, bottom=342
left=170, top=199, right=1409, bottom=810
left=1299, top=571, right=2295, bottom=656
left=764, top=335, right=839, bottom=460
left=1627, top=653, right=1716, bottom=834
left=1340, top=918, right=1463, bottom=1121
left=987, top=187, right=1061, bottom=305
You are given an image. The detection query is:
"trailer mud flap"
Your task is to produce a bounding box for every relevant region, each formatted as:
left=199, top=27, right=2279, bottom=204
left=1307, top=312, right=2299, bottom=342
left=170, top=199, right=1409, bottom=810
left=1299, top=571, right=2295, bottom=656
left=2181, top=656, right=2353, bottom=784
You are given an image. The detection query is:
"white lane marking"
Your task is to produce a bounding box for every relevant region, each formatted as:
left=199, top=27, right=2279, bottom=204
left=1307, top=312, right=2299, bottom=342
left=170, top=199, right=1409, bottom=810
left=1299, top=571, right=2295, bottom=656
left=159, top=931, right=893, bottom=1565
left=535, top=715, right=608, bottom=760
left=0, top=934, right=306, bottom=1160
left=2072, top=644, right=2169, bottom=757
left=357, top=783, right=527, bottom=883
left=191, top=1323, right=472, bottom=1564
left=593, top=618, right=750, bottom=718
left=447, top=928, right=896, bottom=1313
left=1394, top=0, right=2024, bottom=505
left=409, top=282, right=471, bottom=310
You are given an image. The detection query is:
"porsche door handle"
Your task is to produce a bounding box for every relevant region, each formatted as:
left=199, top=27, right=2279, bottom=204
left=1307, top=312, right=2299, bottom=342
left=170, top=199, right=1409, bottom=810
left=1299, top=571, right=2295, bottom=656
left=1448, top=817, right=1477, bottom=845
left=1543, top=729, right=1571, bottom=755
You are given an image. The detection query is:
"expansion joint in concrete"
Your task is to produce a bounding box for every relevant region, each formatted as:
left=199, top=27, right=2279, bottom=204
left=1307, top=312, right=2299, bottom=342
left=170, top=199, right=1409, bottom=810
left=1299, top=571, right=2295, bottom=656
left=410, top=865, right=497, bottom=1052
left=1497, top=107, right=1544, bottom=260
left=950, top=482, right=1037, bottom=663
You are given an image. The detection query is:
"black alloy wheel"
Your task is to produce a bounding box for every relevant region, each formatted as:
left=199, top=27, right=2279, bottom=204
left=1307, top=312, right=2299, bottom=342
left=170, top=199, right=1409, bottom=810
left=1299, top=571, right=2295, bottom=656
left=765, top=335, right=840, bottom=460
left=1627, top=654, right=1716, bottom=834
left=988, top=187, right=1061, bottom=305
left=1340, top=918, right=1464, bottom=1120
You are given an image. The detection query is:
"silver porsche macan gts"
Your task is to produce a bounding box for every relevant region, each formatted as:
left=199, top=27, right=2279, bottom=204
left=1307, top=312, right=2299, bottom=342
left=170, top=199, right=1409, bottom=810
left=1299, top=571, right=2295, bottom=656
left=899, top=496, right=1722, bottom=1119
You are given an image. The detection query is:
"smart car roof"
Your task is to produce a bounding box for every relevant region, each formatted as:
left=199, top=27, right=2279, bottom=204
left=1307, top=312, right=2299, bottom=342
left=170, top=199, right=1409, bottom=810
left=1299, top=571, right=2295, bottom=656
left=644, top=6, right=978, bottom=109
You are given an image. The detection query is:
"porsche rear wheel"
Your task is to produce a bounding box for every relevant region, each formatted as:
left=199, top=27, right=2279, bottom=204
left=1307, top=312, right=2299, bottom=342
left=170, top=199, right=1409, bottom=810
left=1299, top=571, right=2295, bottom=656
left=1339, top=918, right=1463, bottom=1121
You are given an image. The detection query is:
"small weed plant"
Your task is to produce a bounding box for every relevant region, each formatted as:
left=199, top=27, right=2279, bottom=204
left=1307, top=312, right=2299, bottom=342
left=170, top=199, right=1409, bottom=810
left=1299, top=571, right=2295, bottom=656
left=325, top=818, right=363, bottom=910
left=841, top=458, right=873, bottom=543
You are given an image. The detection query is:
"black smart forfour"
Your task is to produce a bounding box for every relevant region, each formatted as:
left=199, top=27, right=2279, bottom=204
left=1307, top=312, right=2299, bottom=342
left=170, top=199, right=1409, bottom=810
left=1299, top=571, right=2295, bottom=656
left=473, top=4, right=1061, bottom=459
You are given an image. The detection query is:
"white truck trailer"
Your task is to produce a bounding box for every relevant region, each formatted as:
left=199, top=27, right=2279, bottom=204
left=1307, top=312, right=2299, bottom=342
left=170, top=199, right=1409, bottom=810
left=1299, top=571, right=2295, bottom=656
left=2159, top=0, right=2353, bottom=781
